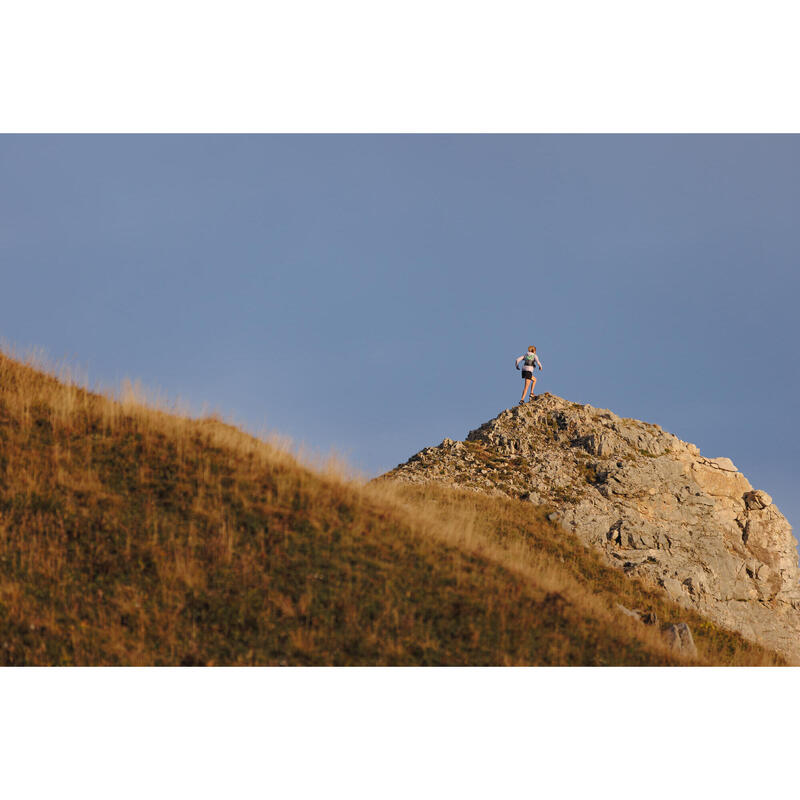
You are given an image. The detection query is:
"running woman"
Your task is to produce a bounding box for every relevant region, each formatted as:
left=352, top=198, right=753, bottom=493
left=515, top=345, right=543, bottom=404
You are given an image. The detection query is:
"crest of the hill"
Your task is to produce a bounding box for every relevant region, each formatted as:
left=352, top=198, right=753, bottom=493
left=0, top=354, right=784, bottom=666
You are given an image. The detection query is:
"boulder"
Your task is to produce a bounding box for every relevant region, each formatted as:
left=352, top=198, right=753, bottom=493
left=662, top=623, right=698, bottom=657
left=744, top=490, right=773, bottom=510
left=616, top=604, right=658, bottom=626
left=691, top=458, right=752, bottom=497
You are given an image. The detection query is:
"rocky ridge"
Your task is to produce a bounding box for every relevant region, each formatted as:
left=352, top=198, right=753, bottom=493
left=385, top=393, right=800, bottom=662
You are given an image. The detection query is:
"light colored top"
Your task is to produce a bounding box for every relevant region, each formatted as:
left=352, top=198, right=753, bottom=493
left=515, top=353, right=542, bottom=373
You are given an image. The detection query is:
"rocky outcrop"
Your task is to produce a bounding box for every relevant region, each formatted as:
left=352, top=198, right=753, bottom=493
left=662, top=623, right=698, bottom=658
left=386, top=394, right=800, bottom=662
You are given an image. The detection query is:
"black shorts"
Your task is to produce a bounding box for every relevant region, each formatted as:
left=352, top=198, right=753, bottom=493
left=521, top=370, right=535, bottom=381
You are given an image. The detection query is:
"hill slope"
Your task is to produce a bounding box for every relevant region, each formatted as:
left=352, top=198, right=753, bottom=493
left=0, top=353, right=782, bottom=665
left=387, top=393, right=800, bottom=662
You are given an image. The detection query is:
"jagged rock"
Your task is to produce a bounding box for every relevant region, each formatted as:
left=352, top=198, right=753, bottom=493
left=616, top=604, right=658, bottom=626
left=662, top=623, right=698, bottom=658
left=385, top=393, right=800, bottom=662
left=744, top=490, right=773, bottom=510
left=617, top=603, right=641, bottom=621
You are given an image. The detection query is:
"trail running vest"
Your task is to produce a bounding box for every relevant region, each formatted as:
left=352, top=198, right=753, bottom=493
left=522, top=353, right=537, bottom=371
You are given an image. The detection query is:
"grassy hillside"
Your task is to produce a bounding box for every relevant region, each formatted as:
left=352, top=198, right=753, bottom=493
left=0, top=352, right=782, bottom=665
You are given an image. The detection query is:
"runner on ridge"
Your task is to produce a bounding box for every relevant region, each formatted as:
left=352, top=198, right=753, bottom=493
left=515, top=345, right=543, bottom=404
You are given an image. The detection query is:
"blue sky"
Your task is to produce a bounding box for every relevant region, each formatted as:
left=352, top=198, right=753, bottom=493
left=1, top=134, right=798, bottom=536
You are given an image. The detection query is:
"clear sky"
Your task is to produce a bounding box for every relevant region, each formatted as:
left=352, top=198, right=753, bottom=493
left=1, top=134, right=798, bottom=537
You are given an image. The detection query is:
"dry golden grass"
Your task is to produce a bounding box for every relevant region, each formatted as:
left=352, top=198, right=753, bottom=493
left=0, top=349, right=783, bottom=666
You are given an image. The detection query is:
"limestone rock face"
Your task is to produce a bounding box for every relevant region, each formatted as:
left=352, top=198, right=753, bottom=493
left=386, top=394, right=800, bottom=662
